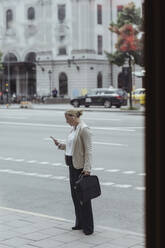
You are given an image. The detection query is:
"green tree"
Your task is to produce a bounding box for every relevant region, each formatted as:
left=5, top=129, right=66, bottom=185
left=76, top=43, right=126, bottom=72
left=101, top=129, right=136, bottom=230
left=0, top=51, right=3, bottom=100
left=0, top=51, right=3, bottom=70
left=106, top=2, right=144, bottom=108
left=106, top=2, right=144, bottom=67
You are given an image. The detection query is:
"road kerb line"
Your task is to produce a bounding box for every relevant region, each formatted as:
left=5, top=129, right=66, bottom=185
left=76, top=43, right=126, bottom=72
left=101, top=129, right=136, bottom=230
left=0, top=206, right=144, bottom=237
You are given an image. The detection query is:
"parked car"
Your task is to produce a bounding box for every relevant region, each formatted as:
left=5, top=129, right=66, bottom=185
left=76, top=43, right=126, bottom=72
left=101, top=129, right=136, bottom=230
left=132, top=88, right=146, bottom=105
left=70, top=88, right=128, bottom=108
left=20, top=96, right=32, bottom=108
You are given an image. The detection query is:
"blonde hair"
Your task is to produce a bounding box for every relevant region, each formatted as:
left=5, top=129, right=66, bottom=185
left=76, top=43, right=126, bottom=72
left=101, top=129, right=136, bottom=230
left=65, top=109, right=83, bottom=118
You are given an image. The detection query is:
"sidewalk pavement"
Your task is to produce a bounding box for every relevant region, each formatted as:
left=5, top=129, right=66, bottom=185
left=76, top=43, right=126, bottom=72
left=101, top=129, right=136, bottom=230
left=0, top=103, right=145, bottom=113
left=0, top=207, right=145, bottom=248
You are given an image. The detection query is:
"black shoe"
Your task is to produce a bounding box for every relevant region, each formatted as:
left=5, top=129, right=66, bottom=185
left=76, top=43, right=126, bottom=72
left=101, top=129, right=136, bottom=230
left=72, top=226, right=82, bottom=230
left=83, top=231, right=93, bottom=235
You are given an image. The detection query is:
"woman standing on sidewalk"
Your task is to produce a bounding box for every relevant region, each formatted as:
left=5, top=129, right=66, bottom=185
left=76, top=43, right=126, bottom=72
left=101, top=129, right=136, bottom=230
left=50, top=109, right=94, bottom=235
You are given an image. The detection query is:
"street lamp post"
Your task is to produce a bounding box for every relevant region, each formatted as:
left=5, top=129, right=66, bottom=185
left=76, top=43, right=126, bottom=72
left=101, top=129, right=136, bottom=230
left=48, top=70, right=52, bottom=96
left=5, top=53, right=11, bottom=104
left=0, top=69, right=3, bottom=102
left=128, top=55, right=133, bottom=109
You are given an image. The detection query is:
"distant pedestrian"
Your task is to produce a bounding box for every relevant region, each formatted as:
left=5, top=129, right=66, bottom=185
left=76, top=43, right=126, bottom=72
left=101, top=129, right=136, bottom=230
left=50, top=109, right=94, bottom=235
left=52, top=88, right=58, bottom=97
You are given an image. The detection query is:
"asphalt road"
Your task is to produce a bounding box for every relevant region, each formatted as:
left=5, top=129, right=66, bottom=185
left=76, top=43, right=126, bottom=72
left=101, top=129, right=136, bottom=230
left=0, top=108, right=145, bottom=235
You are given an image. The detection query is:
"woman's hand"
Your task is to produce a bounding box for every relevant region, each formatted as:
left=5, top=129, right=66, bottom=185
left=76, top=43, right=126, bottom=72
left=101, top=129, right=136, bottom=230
left=50, top=136, right=59, bottom=146
left=82, top=170, right=90, bottom=175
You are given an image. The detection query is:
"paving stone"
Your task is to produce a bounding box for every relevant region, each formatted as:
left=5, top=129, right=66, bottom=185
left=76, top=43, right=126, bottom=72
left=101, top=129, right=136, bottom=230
left=108, top=235, right=144, bottom=248
left=39, top=227, right=68, bottom=236
left=28, top=238, right=64, bottom=248
left=130, top=244, right=145, bottom=248
left=49, top=232, right=81, bottom=243
left=21, top=231, right=53, bottom=241
left=5, top=220, right=32, bottom=228
left=59, top=240, right=95, bottom=248
left=0, top=237, right=32, bottom=247
left=0, top=245, right=13, bottom=248
left=0, top=231, right=20, bottom=241
left=96, top=244, right=124, bottom=248
left=14, top=225, right=45, bottom=234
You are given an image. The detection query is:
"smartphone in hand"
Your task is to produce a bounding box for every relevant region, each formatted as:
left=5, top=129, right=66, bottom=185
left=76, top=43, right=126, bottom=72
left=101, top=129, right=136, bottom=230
left=50, top=136, right=59, bottom=146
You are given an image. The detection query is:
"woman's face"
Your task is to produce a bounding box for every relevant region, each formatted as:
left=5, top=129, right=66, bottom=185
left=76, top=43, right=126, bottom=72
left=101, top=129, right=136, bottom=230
left=65, top=114, right=78, bottom=126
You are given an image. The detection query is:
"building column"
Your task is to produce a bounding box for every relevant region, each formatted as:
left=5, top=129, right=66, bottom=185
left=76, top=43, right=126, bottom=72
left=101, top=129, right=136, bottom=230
left=15, top=66, right=20, bottom=96
left=71, top=0, right=95, bottom=54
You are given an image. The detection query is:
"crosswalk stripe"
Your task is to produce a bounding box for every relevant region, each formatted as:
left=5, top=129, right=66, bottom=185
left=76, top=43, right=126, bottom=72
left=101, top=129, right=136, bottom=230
left=0, top=168, right=145, bottom=190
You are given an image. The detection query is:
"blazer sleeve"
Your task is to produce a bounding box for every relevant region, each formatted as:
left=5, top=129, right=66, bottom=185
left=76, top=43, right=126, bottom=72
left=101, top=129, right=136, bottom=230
left=81, top=127, right=92, bottom=171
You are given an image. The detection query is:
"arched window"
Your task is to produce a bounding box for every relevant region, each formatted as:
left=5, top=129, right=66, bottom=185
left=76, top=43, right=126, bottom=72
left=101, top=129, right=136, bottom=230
left=27, top=7, right=35, bottom=20
left=4, top=53, right=17, bottom=62
left=59, top=72, right=68, bottom=96
left=25, top=52, right=36, bottom=63
left=6, top=9, right=13, bottom=29
left=58, top=4, right=66, bottom=23
left=97, top=72, right=103, bottom=88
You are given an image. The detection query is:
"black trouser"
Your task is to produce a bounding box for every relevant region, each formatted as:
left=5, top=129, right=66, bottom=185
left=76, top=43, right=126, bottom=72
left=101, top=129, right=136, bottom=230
left=66, top=156, right=94, bottom=233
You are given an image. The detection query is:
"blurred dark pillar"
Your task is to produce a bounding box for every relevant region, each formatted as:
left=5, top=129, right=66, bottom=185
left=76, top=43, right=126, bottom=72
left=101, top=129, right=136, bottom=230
left=145, top=0, right=164, bottom=247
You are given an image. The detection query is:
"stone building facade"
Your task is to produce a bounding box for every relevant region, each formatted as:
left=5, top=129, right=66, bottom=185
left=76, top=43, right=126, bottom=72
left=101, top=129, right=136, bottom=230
left=0, top=0, right=142, bottom=99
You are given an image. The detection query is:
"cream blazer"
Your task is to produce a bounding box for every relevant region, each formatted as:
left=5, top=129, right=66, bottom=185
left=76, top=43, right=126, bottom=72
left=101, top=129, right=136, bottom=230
left=59, top=121, right=92, bottom=171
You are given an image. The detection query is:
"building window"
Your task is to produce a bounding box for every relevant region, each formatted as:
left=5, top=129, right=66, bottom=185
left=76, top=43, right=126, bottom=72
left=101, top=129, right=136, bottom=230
left=59, top=72, right=68, bottom=96
left=6, top=9, right=13, bottom=29
left=97, top=72, right=103, bottom=88
left=58, top=4, right=66, bottom=23
left=58, top=47, right=67, bottom=55
left=25, top=52, right=36, bottom=63
left=4, top=53, right=17, bottom=62
left=97, top=35, right=103, bottom=55
left=27, top=7, right=35, bottom=20
left=97, top=5, right=102, bottom=24
left=60, top=35, right=65, bottom=41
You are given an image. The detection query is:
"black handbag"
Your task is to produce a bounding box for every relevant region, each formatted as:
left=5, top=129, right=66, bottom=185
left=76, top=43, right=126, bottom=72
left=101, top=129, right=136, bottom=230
left=74, top=174, right=101, bottom=204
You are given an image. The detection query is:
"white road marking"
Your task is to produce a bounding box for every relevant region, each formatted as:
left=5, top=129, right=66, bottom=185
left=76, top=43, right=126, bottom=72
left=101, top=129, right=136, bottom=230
left=27, top=160, right=38, bottom=163
left=45, top=138, right=128, bottom=147
left=92, top=126, right=136, bottom=132
left=13, top=159, right=25, bottom=162
left=135, top=187, right=146, bottom=191
left=84, top=117, right=121, bottom=121
left=21, top=172, right=38, bottom=176
left=106, top=169, right=120, bottom=172
left=0, top=121, right=137, bottom=132
left=34, top=174, right=52, bottom=178
left=1, top=116, right=28, bottom=119
left=51, top=163, right=63, bottom=166
left=4, top=157, right=14, bottom=161
left=93, top=141, right=128, bottom=147
left=101, top=182, right=115, bottom=186
left=38, top=161, right=49, bottom=165
left=138, top=173, right=146, bottom=176
left=0, top=155, right=145, bottom=176
left=123, top=171, right=136, bottom=174
left=113, top=184, right=132, bottom=188
left=0, top=121, right=67, bottom=128
left=0, top=168, right=145, bottom=190
left=51, top=176, right=66, bottom=180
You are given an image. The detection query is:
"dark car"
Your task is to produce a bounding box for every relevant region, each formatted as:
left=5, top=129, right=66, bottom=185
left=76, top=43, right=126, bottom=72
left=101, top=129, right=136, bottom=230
left=70, top=88, right=128, bottom=108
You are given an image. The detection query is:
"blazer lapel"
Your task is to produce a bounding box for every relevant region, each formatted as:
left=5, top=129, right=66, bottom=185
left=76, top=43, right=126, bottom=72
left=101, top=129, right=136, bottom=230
left=72, top=121, right=87, bottom=152
left=72, top=124, right=81, bottom=152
